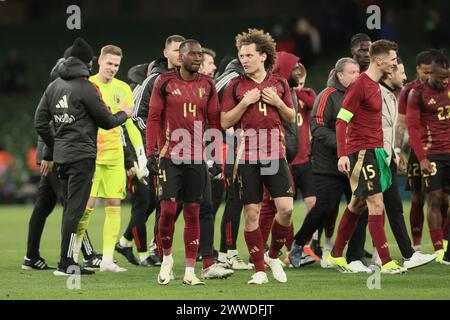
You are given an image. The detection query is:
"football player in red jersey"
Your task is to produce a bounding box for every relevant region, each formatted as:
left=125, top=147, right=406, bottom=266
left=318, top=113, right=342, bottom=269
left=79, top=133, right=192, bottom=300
left=221, top=29, right=295, bottom=284
left=407, top=50, right=450, bottom=262
left=330, top=39, right=407, bottom=274
left=146, top=39, right=221, bottom=286
left=396, top=50, right=448, bottom=250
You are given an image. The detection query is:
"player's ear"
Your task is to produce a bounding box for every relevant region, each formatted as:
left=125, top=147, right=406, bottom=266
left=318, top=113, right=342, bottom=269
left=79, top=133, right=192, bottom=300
left=163, top=48, right=168, bottom=59
left=260, top=52, right=267, bottom=63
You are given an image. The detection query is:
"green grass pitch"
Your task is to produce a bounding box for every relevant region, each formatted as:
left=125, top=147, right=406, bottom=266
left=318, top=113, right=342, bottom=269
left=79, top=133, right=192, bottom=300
left=0, top=201, right=449, bottom=300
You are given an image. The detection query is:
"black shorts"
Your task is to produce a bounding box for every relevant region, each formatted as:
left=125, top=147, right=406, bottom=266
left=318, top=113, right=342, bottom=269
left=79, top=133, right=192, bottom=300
left=406, top=150, right=422, bottom=192
left=422, top=153, right=450, bottom=193
left=156, top=157, right=207, bottom=203
left=349, top=149, right=382, bottom=197
left=238, top=158, right=294, bottom=205
left=291, top=162, right=316, bottom=199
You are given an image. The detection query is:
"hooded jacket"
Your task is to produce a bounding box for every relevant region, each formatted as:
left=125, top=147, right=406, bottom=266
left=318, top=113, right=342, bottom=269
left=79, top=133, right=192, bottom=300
left=310, top=72, right=347, bottom=176
left=214, top=58, right=243, bottom=101
left=35, top=57, right=128, bottom=164
left=127, top=63, right=149, bottom=90
left=131, top=58, right=171, bottom=144
left=272, top=51, right=300, bottom=163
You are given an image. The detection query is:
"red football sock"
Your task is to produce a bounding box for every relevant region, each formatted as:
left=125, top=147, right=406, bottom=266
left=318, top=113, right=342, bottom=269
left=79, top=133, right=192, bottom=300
left=441, top=202, right=449, bottom=240
left=244, top=228, right=266, bottom=273
left=269, top=219, right=290, bottom=259
left=259, top=200, right=276, bottom=246
left=202, top=258, right=215, bottom=270
left=368, top=214, right=391, bottom=265
left=183, top=203, right=200, bottom=268
left=410, top=201, right=424, bottom=246
left=159, top=200, right=178, bottom=256
left=333, top=207, right=360, bottom=257
left=430, top=229, right=444, bottom=251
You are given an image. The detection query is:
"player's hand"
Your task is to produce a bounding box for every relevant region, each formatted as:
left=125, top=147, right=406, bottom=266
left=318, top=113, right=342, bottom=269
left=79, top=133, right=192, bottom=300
left=338, top=156, right=351, bottom=176
left=147, top=155, right=158, bottom=176
left=242, top=88, right=261, bottom=107
left=133, top=161, right=148, bottom=185
left=121, top=102, right=134, bottom=118
left=127, top=167, right=136, bottom=177
left=40, top=160, right=54, bottom=177
left=419, top=158, right=432, bottom=174
left=262, top=87, right=283, bottom=108
left=207, top=160, right=223, bottom=180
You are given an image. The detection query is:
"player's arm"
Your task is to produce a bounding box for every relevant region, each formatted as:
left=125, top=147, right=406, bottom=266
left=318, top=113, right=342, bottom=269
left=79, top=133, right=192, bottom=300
left=123, top=86, right=148, bottom=180
left=206, top=81, right=221, bottom=131
left=34, top=90, right=54, bottom=152
left=395, top=86, right=408, bottom=149
left=298, top=88, right=317, bottom=110
left=83, top=82, right=130, bottom=129
left=310, top=90, right=337, bottom=149
left=406, top=89, right=430, bottom=173
left=335, top=82, right=362, bottom=175
left=262, top=81, right=295, bottom=124
left=132, top=74, right=157, bottom=136
left=145, top=76, right=165, bottom=157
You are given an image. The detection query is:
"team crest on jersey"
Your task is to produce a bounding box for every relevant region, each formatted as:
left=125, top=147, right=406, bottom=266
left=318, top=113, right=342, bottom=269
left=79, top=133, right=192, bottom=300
left=427, top=98, right=436, bottom=105
left=198, top=87, right=206, bottom=98
left=114, top=94, right=120, bottom=104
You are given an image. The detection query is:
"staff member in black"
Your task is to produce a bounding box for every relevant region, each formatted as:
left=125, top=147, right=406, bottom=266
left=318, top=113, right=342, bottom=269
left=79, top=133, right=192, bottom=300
left=35, top=37, right=133, bottom=275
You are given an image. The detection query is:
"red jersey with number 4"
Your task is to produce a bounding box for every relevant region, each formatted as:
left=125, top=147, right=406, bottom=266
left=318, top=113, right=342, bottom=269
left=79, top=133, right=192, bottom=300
left=146, top=70, right=220, bottom=161
left=291, top=87, right=316, bottom=165
left=406, top=82, right=450, bottom=161
left=221, top=73, right=294, bottom=161
left=338, top=73, right=383, bottom=157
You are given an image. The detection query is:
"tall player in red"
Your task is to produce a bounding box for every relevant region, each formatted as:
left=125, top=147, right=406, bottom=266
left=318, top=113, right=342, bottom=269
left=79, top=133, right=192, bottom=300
left=396, top=50, right=448, bottom=251
left=221, top=29, right=295, bottom=284
left=330, top=39, right=407, bottom=274
left=406, top=51, right=450, bottom=262
left=146, top=39, right=221, bottom=286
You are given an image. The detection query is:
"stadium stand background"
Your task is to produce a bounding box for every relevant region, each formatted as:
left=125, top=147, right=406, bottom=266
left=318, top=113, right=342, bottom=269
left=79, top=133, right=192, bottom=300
left=0, top=0, right=448, bottom=202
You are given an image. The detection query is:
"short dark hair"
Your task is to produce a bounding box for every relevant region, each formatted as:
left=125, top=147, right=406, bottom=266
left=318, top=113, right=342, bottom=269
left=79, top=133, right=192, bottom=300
left=430, top=48, right=449, bottom=68
left=369, top=39, right=398, bottom=60
left=236, top=28, right=277, bottom=72
left=396, top=56, right=403, bottom=65
left=179, top=39, right=201, bottom=53
left=416, top=50, right=435, bottom=66
left=350, top=33, right=371, bottom=49
left=165, top=35, right=186, bottom=48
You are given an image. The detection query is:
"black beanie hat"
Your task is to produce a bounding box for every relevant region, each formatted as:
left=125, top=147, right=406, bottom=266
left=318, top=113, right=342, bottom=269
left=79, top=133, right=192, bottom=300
left=70, top=37, right=94, bottom=63
left=63, top=46, right=72, bottom=59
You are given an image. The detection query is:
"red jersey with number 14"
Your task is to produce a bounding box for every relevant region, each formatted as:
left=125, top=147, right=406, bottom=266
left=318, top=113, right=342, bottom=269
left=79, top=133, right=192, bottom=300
left=146, top=70, right=220, bottom=161
left=406, top=82, right=450, bottom=161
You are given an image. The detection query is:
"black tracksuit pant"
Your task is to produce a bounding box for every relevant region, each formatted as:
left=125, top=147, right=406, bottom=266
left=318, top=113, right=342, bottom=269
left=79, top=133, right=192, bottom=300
left=26, top=167, right=96, bottom=260
left=57, top=158, right=95, bottom=266
left=294, top=173, right=352, bottom=246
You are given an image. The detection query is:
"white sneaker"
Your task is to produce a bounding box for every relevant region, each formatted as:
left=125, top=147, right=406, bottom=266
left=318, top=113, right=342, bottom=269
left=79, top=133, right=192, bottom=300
left=183, top=273, right=205, bottom=286
left=157, top=260, right=174, bottom=285
left=265, top=254, right=287, bottom=283
left=202, top=263, right=234, bottom=279
left=347, top=260, right=372, bottom=274
left=320, top=248, right=334, bottom=269
left=371, top=248, right=382, bottom=267
left=99, top=262, right=127, bottom=272
left=403, top=251, right=436, bottom=270
left=247, top=271, right=269, bottom=285
left=226, top=255, right=249, bottom=270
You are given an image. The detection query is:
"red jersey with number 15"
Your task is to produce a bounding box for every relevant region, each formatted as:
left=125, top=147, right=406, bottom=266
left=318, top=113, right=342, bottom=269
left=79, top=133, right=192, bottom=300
left=221, top=73, right=294, bottom=161
left=146, top=70, right=220, bottom=161
left=406, top=82, right=450, bottom=161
